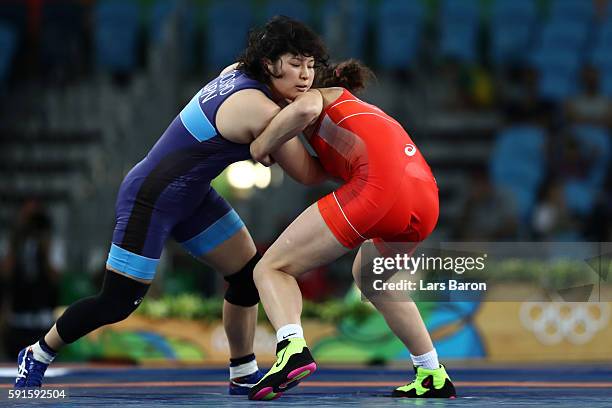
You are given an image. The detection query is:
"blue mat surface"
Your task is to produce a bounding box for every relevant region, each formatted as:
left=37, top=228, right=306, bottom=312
left=1, top=365, right=611, bottom=406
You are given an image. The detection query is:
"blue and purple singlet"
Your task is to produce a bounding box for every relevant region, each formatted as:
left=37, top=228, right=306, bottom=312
left=106, top=70, right=271, bottom=280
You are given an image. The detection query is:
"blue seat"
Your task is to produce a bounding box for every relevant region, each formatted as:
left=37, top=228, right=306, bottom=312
left=440, top=23, right=478, bottom=62
left=204, top=0, right=253, bottom=71
left=0, top=22, right=17, bottom=85
left=572, top=125, right=610, bottom=185
left=589, top=23, right=612, bottom=74
left=564, top=181, right=597, bottom=216
left=530, top=48, right=581, bottom=73
left=549, top=0, right=594, bottom=23
left=321, top=0, right=369, bottom=61
left=94, top=0, right=140, bottom=72
left=590, top=46, right=612, bottom=72
left=561, top=126, right=610, bottom=215
left=441, top=0, right=479, bottom=23
left=376, top=0, right=424, bottom=69
left=539, top=71, right=580, bottom=101
left=261, top=0, right=312, bottom=25
left=490, top=0, right=537, bottom=64
left=492, top=0, right=537, bottom=20
left=490, top=126, right=546, bottom=221
left=439, top=0, right=480, bottom=62
left=595, top=22, right=612, bottom=47
left=530, top=48, right=581, bottom=101
left=490, top=22, right=533, bottom=65
left=601, top=71, right=612, bottom=97
left=539, top=20, right=589, bottom=50
left=149, top=0, right=196, bottom=70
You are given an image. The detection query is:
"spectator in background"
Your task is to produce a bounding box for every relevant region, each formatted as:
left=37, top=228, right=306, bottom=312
left=499, top=66, right=540, bottom=113
left=549, top=130, right=593, bottom=183
left=564, top=66, right=612, bottom=127
left=428, top=58, right=475, bottom=111
left=532, top=179, right=581, bottom=240
left=500, top=66, right=557, bottom=130
left=453, top=171, right=519, bottom=241
left=1, top=200, right=60, bottom=358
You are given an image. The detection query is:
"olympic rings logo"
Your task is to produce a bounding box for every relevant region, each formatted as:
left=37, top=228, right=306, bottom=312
left=519, top=302, right=610, bottom=345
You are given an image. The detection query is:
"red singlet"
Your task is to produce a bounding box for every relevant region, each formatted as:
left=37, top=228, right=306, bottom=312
left=311, top=89, right=439, bottom=249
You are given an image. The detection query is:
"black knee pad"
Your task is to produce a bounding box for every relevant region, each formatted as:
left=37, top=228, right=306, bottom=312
left=224, top=253, right=261, bottom=307
left=56, top=270, right=150, bottom=344
left=96, top=271, right=150, bottom=323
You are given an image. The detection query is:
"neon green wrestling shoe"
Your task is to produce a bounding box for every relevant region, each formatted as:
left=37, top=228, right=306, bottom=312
left=248, top=338, right=317, bottom=400
left=392, top=365, right=456, bottom=398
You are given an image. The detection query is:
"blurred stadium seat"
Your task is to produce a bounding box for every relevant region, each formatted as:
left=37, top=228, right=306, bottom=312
left=149, top=0, right=196, bottom=70
left=439, top=0, right=480, bottom=62
left=490, top=0, right=537, bottom=65
left=589, top=22, right=612, bottom=96
left=204, top=0, right=253, bottom=71
left=0, top=22, right=17, bottom=87
left=589, top=23, right=612, bottom=59
left=93, top=0, right=141, bottom=73
left=321, top=0, right=368, bottom=61
left=572, top=125, right=610, bottom=186
left=492, top=0, right=537, bottom=20
left=600, top=72, right=612, bottom=97
left=526, top=2, right=597, bottom=102
left=375, top=0, right=424, bottom=70
left=539, top=20, right=589, bottom=51
left=562, top=125, right=609, bottom=215
left=530, top=47, right=581, bottom=101
left=490, top=125, right=546, bottom=221
left=548, top=0, right=595, bottom=23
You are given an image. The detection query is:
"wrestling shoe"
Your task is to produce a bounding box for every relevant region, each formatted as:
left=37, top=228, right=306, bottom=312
left=248, top=338, right=317, bottom=400
left=229, top=369, right=265, bottom=395
left=392, top=364, right=456, bottom=398
left=15, top=346, right=52, bottom=388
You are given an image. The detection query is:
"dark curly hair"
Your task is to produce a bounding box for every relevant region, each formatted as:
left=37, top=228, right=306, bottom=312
left=315, top=59, right=375, bottom=93
left=236, top=16, right=329, bottom=84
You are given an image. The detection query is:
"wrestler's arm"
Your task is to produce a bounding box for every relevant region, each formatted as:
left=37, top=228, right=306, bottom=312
left=250, top=90, right=323, bottom=164
left=234, top=91, right=326, bottom=186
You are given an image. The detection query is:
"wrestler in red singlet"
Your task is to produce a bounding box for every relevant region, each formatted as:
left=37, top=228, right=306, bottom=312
left=310, top=89, right=439, bottom=249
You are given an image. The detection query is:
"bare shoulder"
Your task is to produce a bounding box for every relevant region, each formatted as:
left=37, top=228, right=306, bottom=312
left=319, top=87, right=345, bottom=105
left=219, top=88, right=277, bottom=116
left=216, top=89, right=279, bottom=143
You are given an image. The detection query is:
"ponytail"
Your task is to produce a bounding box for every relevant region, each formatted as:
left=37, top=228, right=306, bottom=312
left=315, top=59, right=375, bottom=93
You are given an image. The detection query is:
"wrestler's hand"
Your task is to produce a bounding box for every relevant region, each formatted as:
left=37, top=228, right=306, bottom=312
left=259, top=154, right=275, bottom=167
left=250, top=141, right=275, bottom=166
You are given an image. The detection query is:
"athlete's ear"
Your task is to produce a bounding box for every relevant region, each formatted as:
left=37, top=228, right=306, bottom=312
left=263, top=58, right=282, bottom=78
left=262, top=58, right=273, bottom=74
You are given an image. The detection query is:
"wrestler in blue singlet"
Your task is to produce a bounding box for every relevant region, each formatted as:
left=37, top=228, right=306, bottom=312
left=106, top=70, right=271, bottom=280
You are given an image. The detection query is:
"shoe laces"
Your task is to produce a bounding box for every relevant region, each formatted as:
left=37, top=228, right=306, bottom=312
left=25, top=357, right=48, bottom=387
left=16, top=355, right=28, bottom=380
